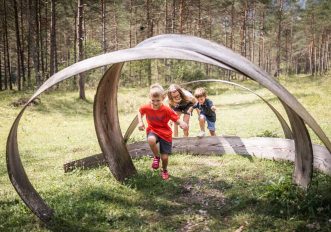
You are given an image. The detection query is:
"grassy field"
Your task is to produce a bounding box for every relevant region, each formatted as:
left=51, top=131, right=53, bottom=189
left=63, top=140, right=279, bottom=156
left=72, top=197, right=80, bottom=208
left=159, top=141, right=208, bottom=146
left=0, top=75, right=331, bottom=231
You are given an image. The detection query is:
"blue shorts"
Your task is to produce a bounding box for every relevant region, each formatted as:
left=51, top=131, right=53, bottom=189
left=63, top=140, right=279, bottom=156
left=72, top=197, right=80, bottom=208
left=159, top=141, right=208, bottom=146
left=200, top=114, right=216, bottom=131
left=147, top=132, right=172, bottom=154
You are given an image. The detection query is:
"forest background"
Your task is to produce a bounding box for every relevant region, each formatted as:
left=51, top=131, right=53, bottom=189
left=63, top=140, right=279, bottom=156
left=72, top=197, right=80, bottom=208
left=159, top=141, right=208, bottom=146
left=0, top=0, right=330, bottom=98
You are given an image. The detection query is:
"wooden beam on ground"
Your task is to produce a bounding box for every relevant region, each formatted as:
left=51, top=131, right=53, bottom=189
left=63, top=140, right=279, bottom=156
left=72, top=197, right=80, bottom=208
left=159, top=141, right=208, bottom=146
left=64, top=136, right=331, bottom=176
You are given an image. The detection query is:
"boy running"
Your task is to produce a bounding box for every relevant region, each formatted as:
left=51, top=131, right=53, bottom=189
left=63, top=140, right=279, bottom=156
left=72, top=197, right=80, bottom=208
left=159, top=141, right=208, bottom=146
left=138, top=84, right=188, bottom=180
left=190, top=87, right=217, bottom=137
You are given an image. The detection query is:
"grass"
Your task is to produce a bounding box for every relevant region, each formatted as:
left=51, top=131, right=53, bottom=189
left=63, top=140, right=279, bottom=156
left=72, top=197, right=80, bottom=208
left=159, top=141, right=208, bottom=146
left=0, top=75, right=331, bottom=231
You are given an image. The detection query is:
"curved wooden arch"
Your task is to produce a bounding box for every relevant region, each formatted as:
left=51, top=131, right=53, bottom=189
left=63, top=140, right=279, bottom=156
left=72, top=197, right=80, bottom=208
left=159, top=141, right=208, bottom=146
left=6, top=34, right=330, bottom=222
left=136, top=35, right=331, bottom=151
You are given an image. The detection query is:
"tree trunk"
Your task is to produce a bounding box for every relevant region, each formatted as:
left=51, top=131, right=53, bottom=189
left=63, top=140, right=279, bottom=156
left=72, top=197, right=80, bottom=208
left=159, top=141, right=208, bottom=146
left=77, top=0, right=86, bottom=100
left=146, top=0, right=152, bottom=86
left=50, top=0, right=57, bottom=76
left=258, top=10, right=265, bottom=68
left=27, top=0, right=32, bottom=88
left=41, top=1, right=47, bottom=78
left=197, top=0, right=201, bottom=37
left=0, top=48, right=2, bottom=91
left=325, top=34, right=329, bottom=72
left=134, top=6, right=138, bottom=45
left=285, top=27, right=289, bottom=76
left=230, top=1, right=235, bottom=50
left=250, top=1, right=255, bottom=63
left=129, top=0, right=132, bottom=47
left=2, top=1, right=10, bottom=90
left=13, top=0, right=22, bottom=90
left=45, top=2, right=48, bottom=78
left=1, top=34, right=5, bottom=90
left=129, top=0, right=133, bottom=79
left=275, top=0, right=283, bottom=78
left=33, top=0, right=41, bottom=86
left=289, top=18, right=293, bottom=75
left=179, top=0, right=184, bottom=34
left=19, top=0, right=26, bottom=86
left=172, top=0, right=176, bottom=33
left=165, top=0, right=168, bottom=33
left=113, top=2, right=118, bottom=50
left=101, top=0, right=107, bottom=72
left=240, top=0, right=247, bottom=57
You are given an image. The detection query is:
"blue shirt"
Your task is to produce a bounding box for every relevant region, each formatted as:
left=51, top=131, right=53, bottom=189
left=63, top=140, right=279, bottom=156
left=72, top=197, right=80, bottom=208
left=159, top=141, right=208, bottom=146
left=193, top=98, right=216, bottom=122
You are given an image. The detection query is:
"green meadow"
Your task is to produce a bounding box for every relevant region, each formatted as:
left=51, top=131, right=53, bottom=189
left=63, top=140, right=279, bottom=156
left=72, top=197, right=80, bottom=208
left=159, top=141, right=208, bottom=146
left=0, top=75, right=331, bottom=231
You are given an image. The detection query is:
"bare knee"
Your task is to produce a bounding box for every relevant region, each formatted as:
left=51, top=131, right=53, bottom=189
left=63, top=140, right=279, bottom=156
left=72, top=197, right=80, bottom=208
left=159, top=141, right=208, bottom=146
left=199, top=115, right=206, bottom=122
left=161, top=154, right=168, bottom=162
left=147, top=135, right=156, bottom=145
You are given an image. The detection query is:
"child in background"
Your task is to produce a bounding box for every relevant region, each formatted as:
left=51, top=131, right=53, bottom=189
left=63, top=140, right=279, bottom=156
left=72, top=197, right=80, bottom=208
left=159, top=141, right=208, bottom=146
left=167, top=84, right=196, bottom=137
left=138, top=84, right=188, bottom=180
left=190, top=87, right=216, bottom=137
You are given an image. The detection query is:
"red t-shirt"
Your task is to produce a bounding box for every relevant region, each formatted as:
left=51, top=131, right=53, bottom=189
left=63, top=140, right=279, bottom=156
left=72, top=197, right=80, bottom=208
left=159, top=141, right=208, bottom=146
left=139, top=103, right=179, bottom=142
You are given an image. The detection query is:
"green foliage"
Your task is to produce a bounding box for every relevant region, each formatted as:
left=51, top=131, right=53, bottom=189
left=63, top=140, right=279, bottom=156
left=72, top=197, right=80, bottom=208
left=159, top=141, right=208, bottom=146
left=182, top=69, right=206, bottom=82
left=256, top=129, right=279, bottom=138
left=260, top=175, right=331, bottom=219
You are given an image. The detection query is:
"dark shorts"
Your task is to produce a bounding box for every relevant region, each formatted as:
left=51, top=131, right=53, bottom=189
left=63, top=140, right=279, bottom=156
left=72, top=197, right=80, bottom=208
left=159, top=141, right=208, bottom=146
left=171, top=102, right=194, bottom=115
left=200, top=114, right=216, bottom=131
left=147, top=132, right=172, bottom=154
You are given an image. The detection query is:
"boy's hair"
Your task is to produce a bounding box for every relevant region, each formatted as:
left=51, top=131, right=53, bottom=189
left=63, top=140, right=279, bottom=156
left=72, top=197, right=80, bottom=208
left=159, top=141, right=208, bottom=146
left=150, top=83, right=165, bottom=98
left=194, top=87, right=207, bottom=98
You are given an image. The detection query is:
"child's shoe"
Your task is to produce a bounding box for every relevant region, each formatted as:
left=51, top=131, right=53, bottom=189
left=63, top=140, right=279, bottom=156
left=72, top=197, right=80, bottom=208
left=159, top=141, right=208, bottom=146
left=197, top=131, right=205, bottom=137
left=152, top=156, right=160, bottom=169
left=161, top=170, right=169, bottom=180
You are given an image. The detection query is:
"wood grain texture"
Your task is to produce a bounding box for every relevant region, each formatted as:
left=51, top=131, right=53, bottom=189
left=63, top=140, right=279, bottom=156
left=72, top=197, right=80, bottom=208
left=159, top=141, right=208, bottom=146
left=94, top=63, right=137, bottom=181
left=64, top=136, right=331, bottom=176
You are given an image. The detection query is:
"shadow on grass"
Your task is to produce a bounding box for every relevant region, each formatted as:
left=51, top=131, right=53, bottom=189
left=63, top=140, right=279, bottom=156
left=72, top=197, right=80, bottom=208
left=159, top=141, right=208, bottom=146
left=2, top=161, right=331, bottom=231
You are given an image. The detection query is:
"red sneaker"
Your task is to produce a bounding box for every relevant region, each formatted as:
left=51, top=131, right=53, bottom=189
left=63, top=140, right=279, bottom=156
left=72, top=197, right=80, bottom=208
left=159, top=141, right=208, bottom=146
left=152, top=156, right=160, bottom=169
left=162, top=170, right=169, bottom=180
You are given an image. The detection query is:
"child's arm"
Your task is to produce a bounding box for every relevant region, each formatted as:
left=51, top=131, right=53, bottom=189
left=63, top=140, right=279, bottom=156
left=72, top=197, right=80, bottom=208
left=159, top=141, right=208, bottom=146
left=187, top=106, right=194, bottom=115
left=137, top=111, right=145, bottom=131
left=187, top=102, right=198, bottom=115
left=208, top=99, right=216, bottom=111
left=175, top=119, right=188, bottom=130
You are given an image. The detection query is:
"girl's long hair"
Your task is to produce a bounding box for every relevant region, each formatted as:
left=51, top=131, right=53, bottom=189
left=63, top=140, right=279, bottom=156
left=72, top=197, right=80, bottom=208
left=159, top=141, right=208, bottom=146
left=167, top=84, right=191, bottom=106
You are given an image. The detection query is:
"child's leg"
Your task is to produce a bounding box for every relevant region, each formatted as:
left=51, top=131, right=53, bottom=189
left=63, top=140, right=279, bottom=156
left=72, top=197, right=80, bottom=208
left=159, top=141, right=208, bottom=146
left=148, top=133, right=161, bottom=169
left=161, top=154, right=168, bottom=170
left=183, top=114, right=190, bottom=137
left=160, top=153, right=170, bottom=180
left=198, top=115, right=206, bottom=132
left=159, top=138, right=172, bottom=180
left=147, top=134, right=159, bottom=157
left=206, top=119, right=216, bottom=136
left=173, top=112, right=182, bottom=137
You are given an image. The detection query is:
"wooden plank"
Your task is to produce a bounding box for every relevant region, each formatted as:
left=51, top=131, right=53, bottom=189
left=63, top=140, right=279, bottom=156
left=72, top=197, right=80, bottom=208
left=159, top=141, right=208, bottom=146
left=64, top=136, right=331, bottom=176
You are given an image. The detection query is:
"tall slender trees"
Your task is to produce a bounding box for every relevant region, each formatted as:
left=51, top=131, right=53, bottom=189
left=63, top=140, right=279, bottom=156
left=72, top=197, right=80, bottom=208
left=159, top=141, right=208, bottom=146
left=77, top=0, right=86, bottom=100
left=0, top=0, right=330, bottom=92
left=49, top=0, right=57, bottom=76
left=13, top=0, right=22, bottom=90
